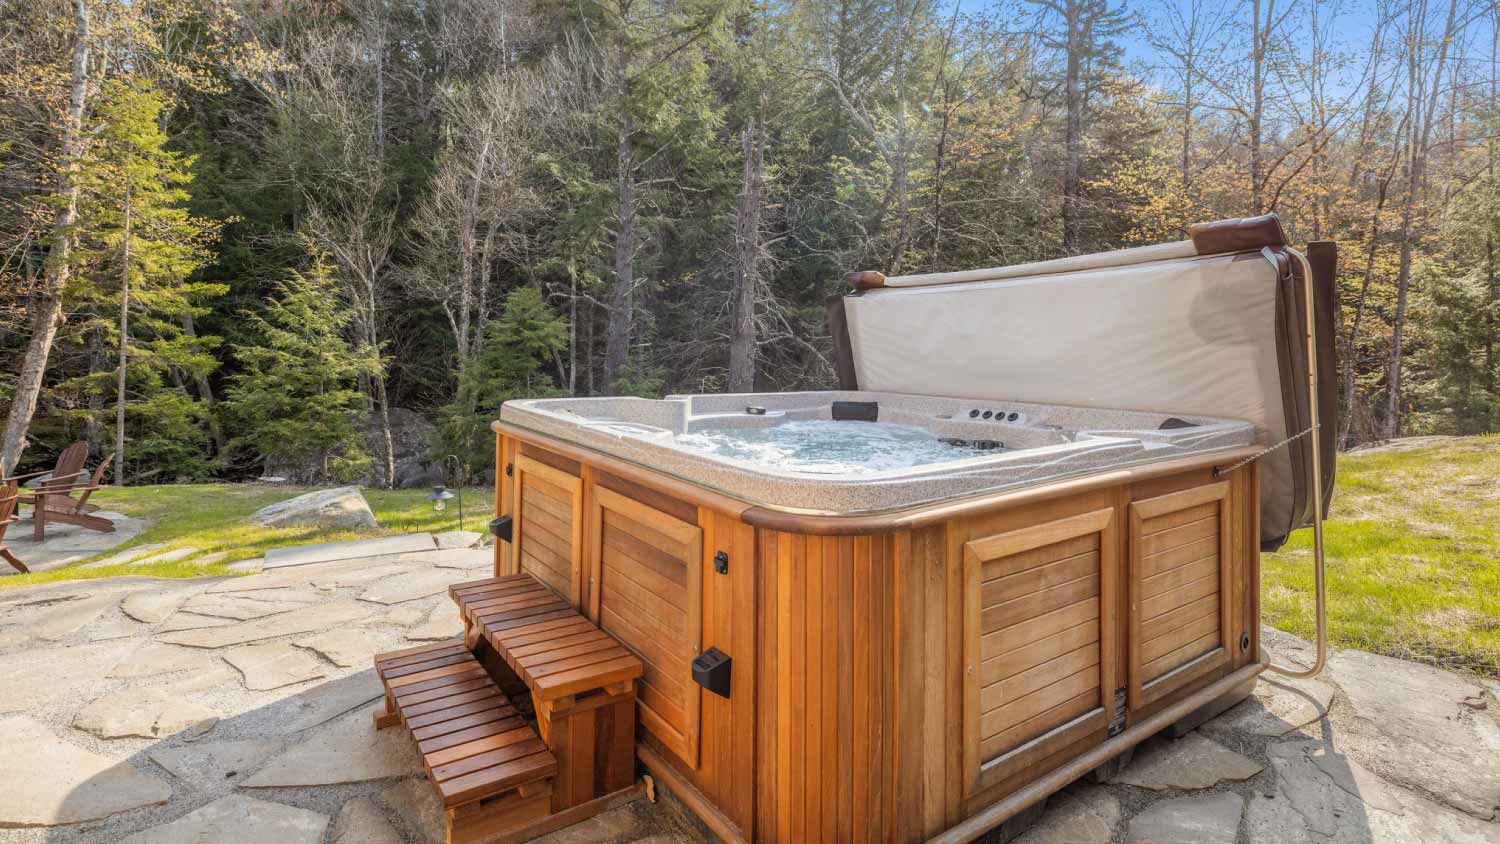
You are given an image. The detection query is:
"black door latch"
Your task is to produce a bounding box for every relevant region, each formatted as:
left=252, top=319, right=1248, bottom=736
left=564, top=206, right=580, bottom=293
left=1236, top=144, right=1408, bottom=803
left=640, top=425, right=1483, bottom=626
left=713, top=550, right=729, bottom=575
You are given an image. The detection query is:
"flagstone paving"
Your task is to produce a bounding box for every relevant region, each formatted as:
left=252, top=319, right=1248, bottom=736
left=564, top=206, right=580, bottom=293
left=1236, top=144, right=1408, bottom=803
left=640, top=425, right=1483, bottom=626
left=1, top=535, right=1497, bottom=844
left=0, top=511, right=147, bottom=574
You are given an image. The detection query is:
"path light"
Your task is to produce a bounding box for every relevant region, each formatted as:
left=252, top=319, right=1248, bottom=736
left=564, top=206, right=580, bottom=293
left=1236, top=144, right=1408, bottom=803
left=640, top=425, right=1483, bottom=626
left=427, top=486, right=455, bottom=534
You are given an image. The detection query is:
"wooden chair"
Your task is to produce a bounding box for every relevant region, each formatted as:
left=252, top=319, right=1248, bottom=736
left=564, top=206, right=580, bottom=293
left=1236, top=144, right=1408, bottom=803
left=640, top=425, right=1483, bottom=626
left=5, top=442, right=115, bottom=541
left=0, top=481, right=27, bottom=573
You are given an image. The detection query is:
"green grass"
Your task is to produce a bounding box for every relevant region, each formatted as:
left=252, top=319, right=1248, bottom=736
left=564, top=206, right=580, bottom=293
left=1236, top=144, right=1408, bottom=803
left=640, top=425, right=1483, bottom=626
left=0, top=483, right=490, bottom=591
left=1264, top=433, right=1500, bottom=677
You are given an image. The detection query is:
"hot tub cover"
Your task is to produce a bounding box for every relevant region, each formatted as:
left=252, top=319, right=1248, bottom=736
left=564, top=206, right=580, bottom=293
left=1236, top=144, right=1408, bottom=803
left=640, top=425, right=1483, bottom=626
left=831, top=214, right=1336, bottom=550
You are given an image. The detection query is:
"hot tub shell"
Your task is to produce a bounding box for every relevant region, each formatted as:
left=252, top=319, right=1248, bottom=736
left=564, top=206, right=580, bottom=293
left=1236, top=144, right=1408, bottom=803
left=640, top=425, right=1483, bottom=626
left=487, top=214, right=1336, bottom=843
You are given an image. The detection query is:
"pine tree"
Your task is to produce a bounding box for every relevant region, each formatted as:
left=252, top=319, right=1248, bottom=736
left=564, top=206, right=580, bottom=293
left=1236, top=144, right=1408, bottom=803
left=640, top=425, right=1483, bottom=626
left=435, top=287, right=569, bottom=474
left=224, top=259, right=379, bottom=483
left=66, top=78, right=223, bottom=483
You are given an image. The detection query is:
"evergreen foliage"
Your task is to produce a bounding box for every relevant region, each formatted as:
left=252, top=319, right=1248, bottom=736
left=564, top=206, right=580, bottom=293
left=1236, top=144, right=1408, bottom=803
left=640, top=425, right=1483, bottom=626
left=223, top=260, right=379, bottom=483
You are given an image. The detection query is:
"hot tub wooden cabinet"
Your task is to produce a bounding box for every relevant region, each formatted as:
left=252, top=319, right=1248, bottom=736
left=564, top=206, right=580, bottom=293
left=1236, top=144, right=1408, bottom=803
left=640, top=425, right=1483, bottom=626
left=490, top=424, right=1265, bottom=844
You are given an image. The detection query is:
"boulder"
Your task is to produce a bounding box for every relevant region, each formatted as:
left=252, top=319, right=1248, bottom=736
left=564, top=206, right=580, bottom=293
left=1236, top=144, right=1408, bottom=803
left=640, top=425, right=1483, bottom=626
left=363, top=407, right=442, bottom=489
left=251, top=487, right=378, bottom=530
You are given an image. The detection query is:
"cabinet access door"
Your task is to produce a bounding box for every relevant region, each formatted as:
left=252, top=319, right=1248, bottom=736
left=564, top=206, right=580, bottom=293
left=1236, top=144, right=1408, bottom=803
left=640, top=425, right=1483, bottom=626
left=511, top=454, right=584, bottom=607
left=1127, top=481, right=1235, bottom=709
left=587, top=486, right=703, bottom=768
left=962, top=506, right=1119, bottom=797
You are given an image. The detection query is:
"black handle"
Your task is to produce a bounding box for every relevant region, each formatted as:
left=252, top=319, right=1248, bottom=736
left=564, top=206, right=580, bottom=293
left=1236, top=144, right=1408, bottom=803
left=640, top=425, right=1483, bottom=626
left=489, top=515, right=513, bottom=543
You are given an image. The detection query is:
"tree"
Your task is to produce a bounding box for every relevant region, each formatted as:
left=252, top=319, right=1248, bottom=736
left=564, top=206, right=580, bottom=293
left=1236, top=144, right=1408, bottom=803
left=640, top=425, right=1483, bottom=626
left=578, top=0, right=731, bottom=392
left=0, top=0, right=90, bottom=476
left=70, top=78, right=221, bottom=484
left=223, top=260, right=380, bottom=484
left=435, top=287, right=569, bottom=474
left=1027, top=0, right=1129, bottom=252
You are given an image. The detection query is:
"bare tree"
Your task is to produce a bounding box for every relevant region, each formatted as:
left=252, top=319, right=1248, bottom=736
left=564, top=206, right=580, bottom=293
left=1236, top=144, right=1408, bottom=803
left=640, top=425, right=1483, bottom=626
left=1386, top=0, right=1461, bottom=438
left=0, top=0, right=90, bottom=476
left=728, top=91, right=768, bottom=393
left=1026, top=0, right=1128, bottom=252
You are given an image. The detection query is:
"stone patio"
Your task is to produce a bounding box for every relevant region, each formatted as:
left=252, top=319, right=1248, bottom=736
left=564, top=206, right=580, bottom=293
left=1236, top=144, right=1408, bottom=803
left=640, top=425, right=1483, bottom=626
left=0, top=538, right=1495, bottom=844
left=1, top=512, right=148, bottom=573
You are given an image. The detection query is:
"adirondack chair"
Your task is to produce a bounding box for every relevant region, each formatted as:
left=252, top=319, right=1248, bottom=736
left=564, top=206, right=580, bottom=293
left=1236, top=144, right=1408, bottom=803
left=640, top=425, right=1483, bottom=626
left=0, top=481, right=27, bottom=573
left=4, top=442, right=115, bottom=541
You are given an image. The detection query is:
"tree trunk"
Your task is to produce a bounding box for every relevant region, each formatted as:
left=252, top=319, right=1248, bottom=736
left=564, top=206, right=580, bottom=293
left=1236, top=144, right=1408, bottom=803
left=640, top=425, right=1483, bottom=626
left=1386, top=0, right=1459, bottom=439
left=115, top=176, right=132, bottom=487
left=1061, top=0, right=1083, bottom=253
left=604, top=107, right=636, bottom=393
left=0, top=0, right=90, bottom=477
left=728, top=94, right=766, bottom=393
left=1249, top=0, right=1267, bottom=214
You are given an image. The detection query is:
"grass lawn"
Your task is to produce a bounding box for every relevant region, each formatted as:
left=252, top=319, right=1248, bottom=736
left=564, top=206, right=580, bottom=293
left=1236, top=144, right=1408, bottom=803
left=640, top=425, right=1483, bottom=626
left=0, top=483, right=491, bottom=591
left=1264, top=433, right=1500, bottom=677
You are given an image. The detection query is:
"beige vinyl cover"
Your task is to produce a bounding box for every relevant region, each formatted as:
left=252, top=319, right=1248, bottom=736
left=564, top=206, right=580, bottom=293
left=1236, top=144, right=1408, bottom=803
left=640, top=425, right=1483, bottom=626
left=840, top=242, right=1333, bottom=548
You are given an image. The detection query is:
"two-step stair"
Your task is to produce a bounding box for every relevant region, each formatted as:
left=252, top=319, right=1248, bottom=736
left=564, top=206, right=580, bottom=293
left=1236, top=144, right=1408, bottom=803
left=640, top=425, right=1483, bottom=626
left=373, top=573, right=644, bottom=844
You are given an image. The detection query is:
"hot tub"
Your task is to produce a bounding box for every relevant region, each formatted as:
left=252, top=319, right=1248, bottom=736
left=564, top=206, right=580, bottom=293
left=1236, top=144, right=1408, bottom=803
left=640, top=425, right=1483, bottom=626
left=500, top=391, right=1257, bottom=514
left=487, top=215, right=1337, bottom=844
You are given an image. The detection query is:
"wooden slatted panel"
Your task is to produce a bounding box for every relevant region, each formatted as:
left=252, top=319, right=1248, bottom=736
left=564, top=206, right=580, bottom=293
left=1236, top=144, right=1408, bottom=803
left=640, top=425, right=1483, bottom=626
left=513, top=456, right=582, bottom=606
left=1136, top=495, right=1221, bottom=683
left=975, top=528, right=1102, bottom=760
left=1128, top=481, right=1234, bottom=708
left=589, top=486, right=703, bottom=767
left=961, top=506, right=1117, bottom=798
left=754, top=531, right=897, bottom=844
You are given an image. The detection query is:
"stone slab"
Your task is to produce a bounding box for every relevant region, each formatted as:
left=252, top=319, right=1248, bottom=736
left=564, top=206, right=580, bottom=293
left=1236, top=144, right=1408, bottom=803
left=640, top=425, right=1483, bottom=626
left=0, top=715, right=172, bottom=826
left=1205, top=675, right=1336, bottom=738
left=27, top=592, right=122, bottom=640
left=1326, top=648, right=1500, bottom=819
left=154, top=611, right=237, bottom=632
left=119, top=793, right=328, bottom=844
left=1113, top=732, right=1262, bottom=790
left=264, top=533, right=434, bottom=569
left=243, top=710, right=422, bottom=787
left=277, top=669, right=384, bottom=734
left=1247, top=739, right=1500, bottom=844
left=122, top=584, right=208, bottom=623
left=159, top=600, right=375, bottom=648
left=415, top=547, right=493, bottom=569
left=310, top=562, right=413, bottom=590
left=148, top=738, right=280, bottom=783
left=226, top=642, right=329, bottom=690
left=295, top=628, right=383, bottom=667
left=1125, top=792, right=1243, bottom=844
left=1014, top=785, right=1120, bottom=844
left=331, top=797, right=403, bottom=844
left=433, top=530, right=484, bottom=550
left=110, top=643, right=217, bottom=678
left=360, top=568, right=464, bottom=605
left=73, top=671, right=229, bottom=739
left=90, top=615, right=142, bottom=641
left=182, top=592, right=318, bottom=621
left=82, top=542, right=169, bottom=569
left=406, top=602, right=463, bottom=641
left=379, top=778, right=446, bottom=844
left=0, top=640, right=136, bottom=713
left=0, top=511, right=147, bottom=574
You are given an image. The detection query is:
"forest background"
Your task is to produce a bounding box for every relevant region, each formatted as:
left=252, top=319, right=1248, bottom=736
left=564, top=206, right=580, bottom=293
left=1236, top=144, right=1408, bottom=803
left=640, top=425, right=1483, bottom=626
left=2, top=0, right=1494, bottom=487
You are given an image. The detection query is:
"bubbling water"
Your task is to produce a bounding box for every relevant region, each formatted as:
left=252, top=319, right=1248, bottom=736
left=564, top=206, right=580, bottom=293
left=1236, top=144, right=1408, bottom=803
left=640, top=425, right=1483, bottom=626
left=674, top=420, right=989, bottom=474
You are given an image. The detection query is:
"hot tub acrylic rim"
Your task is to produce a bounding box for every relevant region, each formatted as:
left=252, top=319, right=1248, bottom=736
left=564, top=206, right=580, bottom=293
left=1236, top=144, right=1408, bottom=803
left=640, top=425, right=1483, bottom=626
left=495, top=414, right=1258, bottom=518
left=498, top=391, right=1258, bottom=516
left=501, top=390, right=1255, bottom=483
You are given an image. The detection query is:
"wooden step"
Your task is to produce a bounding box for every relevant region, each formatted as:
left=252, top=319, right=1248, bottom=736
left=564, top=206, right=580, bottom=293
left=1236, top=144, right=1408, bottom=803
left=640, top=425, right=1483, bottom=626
left=373, top=641, right=557, bottom=842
